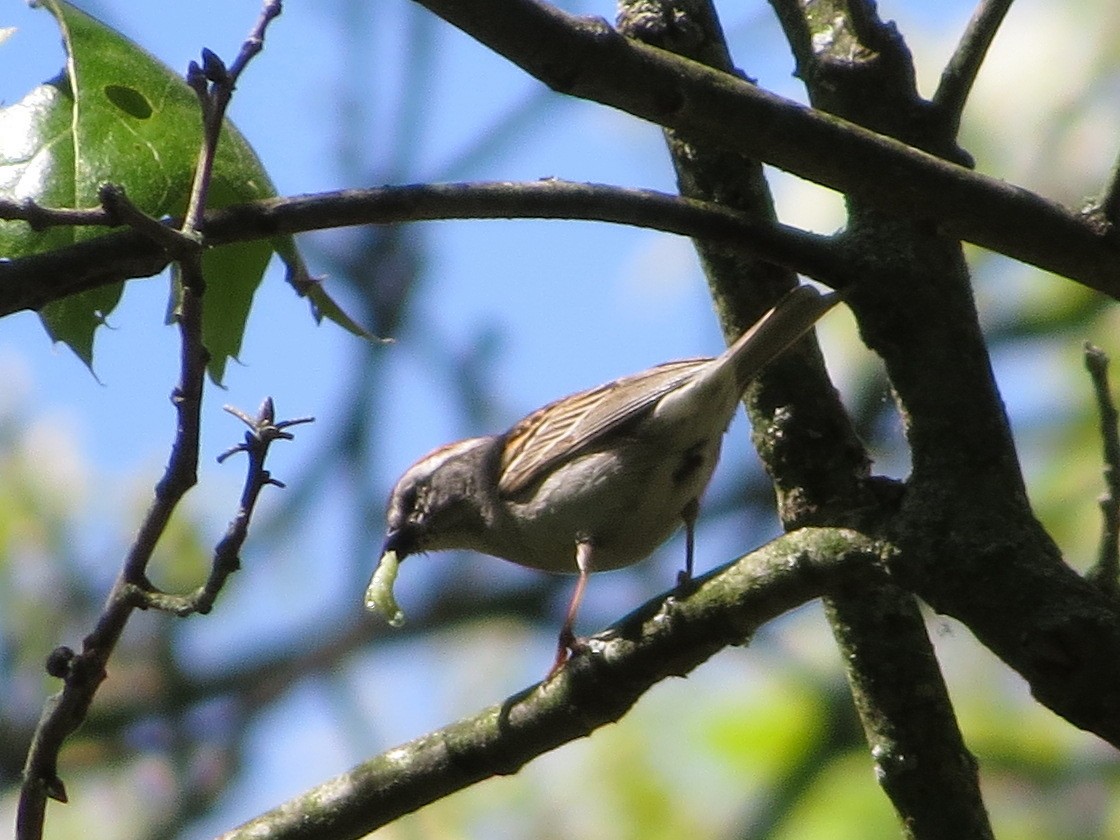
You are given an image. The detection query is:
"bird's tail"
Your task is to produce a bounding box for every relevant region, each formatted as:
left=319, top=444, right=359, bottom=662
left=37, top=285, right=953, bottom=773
left=723, top=285, right=842, bottom=388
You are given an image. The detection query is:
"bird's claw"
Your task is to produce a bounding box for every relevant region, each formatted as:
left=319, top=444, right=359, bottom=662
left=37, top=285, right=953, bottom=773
left=547, top=629, right=589, bottom=680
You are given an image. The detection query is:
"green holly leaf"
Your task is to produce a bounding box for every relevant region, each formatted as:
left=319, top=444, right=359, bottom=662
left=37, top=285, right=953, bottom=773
left=0, top=0, right=369, bottom=381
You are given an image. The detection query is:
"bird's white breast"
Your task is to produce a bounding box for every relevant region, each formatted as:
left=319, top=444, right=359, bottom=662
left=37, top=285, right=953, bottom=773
left=497, top=430, right=725, bottom=574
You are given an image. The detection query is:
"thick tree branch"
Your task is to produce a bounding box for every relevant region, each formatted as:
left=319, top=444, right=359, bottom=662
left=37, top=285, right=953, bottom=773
left=0, top=181, right=845, bottom=316
left=219, top=529, right=879, bottom=840
left=411, top=0, right=1120, bottom=296
left=617, top=3, right=991, bottom=836
left=776, top=0, right=1120, bottom=752
left=824, top=578, right=992, bottom=840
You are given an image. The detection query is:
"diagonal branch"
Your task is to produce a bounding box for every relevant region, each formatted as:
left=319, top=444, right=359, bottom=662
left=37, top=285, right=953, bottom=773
left=770, top=0, right=1120, bottom=758
left=409, top=0, right=1120, bottom=296
left=932, top=0, right=1017, bottom=133
left=15, top=6, right=284, bottom=840
left=1084, top=343, right=1120, bottom=595
left=824, top=578, right=993, bottom=840
left=618, top=4, right=991, bottom=836
left=15, top=176, right=212, bottom=840
left=218, top=528, right=879, bottom=840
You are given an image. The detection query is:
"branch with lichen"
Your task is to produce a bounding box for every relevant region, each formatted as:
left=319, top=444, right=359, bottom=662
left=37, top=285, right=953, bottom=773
left=219, top=528, right=878, bottom=840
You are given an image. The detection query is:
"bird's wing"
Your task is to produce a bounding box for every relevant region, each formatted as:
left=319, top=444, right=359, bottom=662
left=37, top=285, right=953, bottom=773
left=498, top=357, right=709, bottom=496
left=499, top=286, right=842, bottom=497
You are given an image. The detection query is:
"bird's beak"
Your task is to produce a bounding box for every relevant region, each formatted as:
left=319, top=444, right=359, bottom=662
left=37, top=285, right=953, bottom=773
left=381, top=527, right=415, bottom=560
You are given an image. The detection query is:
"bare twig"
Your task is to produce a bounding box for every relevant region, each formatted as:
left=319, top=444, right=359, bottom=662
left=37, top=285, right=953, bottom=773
left=138, top=399, right=314, bottom=617
left=1097, top=150, right=1120, bottom=229
left=1085, top=343, right=1120, bottom=595
left=98, top=183, right=200, bottom=258
left=182, top=0, right=283, bottom=233
left=932, top=0, right=1017, bottom=133
left=0, top=197, right=112, bottom=229
left=16, top=6, right=284, bottom=840
left=15, top=153, right=212, bottom=840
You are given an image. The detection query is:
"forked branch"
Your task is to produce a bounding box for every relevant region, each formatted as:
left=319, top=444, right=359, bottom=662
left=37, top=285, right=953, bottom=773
left=15, top=6, right=286, bottom=839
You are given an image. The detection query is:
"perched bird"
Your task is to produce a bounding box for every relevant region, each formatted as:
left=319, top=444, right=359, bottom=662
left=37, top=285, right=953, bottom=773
left=367, top=285, right=840, bottom=676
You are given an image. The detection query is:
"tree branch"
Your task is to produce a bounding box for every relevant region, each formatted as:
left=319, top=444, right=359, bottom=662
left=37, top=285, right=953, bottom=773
left=15, top=180, right=211, bottom=840
left=824, top=578, right=992, bottom=839
left=932, top=0, right=1017, bottom=133
left=0, top=181, right=846, bottom=316
left=774, top=0, right=1120, bottom=754
left=617, top=3, right=991, bottom=836
left=1084, top=343, right=1120, bottom=595
left=218, top=528, right=878, bottom=840
left=137, top=399, right=313, bottom=617
left=15, top=7, right=284, bottom=839
left=410, top=0, right=1120, bottom=296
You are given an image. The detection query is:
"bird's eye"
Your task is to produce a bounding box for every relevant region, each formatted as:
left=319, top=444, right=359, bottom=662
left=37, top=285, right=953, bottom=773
left=401, top=486, right=419, bottom=514
left=403, top=483, right=430, bottom=523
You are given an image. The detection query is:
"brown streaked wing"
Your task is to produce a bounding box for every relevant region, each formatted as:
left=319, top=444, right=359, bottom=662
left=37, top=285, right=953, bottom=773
left=498, top=357, right=710, bottom=496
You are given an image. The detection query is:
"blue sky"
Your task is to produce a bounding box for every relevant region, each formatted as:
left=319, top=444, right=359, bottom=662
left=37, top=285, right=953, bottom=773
left=5, top=0, right=1115, bottom=836
left=0, top=0, right=984, bottom=488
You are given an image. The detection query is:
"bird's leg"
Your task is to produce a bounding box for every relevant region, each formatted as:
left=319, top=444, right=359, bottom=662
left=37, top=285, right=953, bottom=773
left=677, top=499, right=699, bottom=587
left=548, top=539, right=593, bottom=678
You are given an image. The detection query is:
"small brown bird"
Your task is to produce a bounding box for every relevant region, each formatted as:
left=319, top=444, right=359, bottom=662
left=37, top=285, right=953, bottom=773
left=367, top=285, right=840, bottom=675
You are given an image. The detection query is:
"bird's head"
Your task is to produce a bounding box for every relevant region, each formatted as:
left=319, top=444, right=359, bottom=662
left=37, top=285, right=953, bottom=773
left=380, top=436, right=494, bottom=561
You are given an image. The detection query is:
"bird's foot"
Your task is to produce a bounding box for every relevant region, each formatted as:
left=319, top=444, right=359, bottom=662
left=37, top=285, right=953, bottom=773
left=547, top=628, right=589, bottom=680
left=675, top=568, right=699, bottom=596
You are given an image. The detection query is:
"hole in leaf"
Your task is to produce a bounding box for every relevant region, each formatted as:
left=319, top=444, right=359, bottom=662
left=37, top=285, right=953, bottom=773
left=103, top=84, right=153, bottom=119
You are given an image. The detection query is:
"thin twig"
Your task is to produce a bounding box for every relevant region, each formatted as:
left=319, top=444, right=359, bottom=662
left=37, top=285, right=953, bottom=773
left=183, top=0, right=282, bottom=232
left=1085, top=343, right=1120, bottom=595
left=0, top=197, right=112, bottom=229
left=98, top=183, right=200, bottom=258
left=15, top=6, right=284, bottom=840
left=141, top=399, right=314, bottom=617
left=1096, top=149, right=1120, bottom=229
left=932, top=0, right=1016, bottom=133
